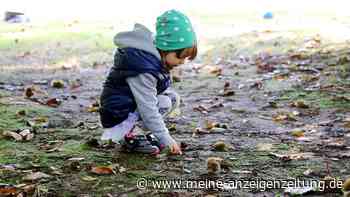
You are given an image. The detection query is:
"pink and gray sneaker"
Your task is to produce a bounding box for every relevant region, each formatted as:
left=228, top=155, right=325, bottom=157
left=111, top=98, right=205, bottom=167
left=121, top=132, right=161, bottom=155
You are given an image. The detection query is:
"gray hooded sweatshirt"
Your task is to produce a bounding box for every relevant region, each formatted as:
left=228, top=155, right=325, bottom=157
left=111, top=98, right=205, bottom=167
left=113, top=23, right=176, bottom=146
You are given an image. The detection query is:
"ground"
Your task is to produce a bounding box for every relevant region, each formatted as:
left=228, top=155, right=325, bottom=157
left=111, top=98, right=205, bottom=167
left=0, top=18, right=350, bottom=197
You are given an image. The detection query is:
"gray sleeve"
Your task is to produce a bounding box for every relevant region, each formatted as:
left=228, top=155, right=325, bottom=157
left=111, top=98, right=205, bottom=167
left=126, top=73, right=176, bottom=146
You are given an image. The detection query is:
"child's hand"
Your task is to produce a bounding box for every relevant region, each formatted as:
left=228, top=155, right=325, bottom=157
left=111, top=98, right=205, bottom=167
left=170, top=142, right=182, bottom=155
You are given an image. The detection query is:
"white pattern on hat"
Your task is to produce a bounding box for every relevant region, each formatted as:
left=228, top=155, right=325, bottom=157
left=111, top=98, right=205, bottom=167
left=187, top=27, right=191, bottom=31
left=161, top=23, right=165, bottom=26
left=174, top=27, right=179, bottom=31
left=163, top=42, right=168, bottom=46
left=161, top=31, right=165, bottom=35
left=185, top=20, right=189, bottom=24
left=179, top=37, right=185, bottom=42
left=173, top=16, right=179, bottom=20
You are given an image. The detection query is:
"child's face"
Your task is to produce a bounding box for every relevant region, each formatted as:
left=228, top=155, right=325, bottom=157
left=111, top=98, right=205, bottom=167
left=163, top=48, right=193, bottom=70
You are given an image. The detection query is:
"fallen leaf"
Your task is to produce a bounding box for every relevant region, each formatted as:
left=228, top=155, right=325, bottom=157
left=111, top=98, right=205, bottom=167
left=21, top=184, right=36, bottom=193
left=67, top=157, right=85, bottom=161
left=207, top=157, right=223, bottom=174
left=209, top=102, right=224, bottom=109
left=16, top=110, right=26, bottom=117
left=343, top=117, right=350, bottom=128
left=24, top=87, right=34, bottom=98
left=256, top=143, right=273, bottom=151
left=118, top=166, right=127, bottom=173
left=207, top=65, right=222, bottom=76
left=19, top=129, right=31, bottom=137
left=210, top=128, right=227, bottom=133
left=90, top=166, right=114, bottom=175
left=205, top=120, right=216, bottom=130
left=212, top=141, right=227, bottom=151
left=46, top=98, right=61, bottom=107
left=192, top=127, right=210, bottom=137
left=168, top=124, right=176, bottom=132
left=222, top=89, right=235, bottom=97
left=25, top=133, right=34, bottom=141
left=27, top=117, right=49, bottom=128
left=269, top=152, right=315, bottom=161
left=87, top=106, right=99, bottom=113
left=273, top=112, right=297, bottom=122
left=342, top=178, right=350, bottom=193
left=23, top=172, right=51, bottom=181
left=0, top=184, right=17, bottom=196
left=193, top=105, right=209, bottom=114
left=256, top=62, right=274, bottom=73
left=291, top=129, right=305, bottom=138
left=224, top=81, right=230, bottom=89
left=2, top=131, right=23, bottom=141
left=331, top=95, right=350, bottom=102
left=50, top=80, right=65, bottom=88
left=303, top=169, right=314, bottom=176
left=290, top=100, right=309, bottom=108
left=81, top=176, right=98, bottom=182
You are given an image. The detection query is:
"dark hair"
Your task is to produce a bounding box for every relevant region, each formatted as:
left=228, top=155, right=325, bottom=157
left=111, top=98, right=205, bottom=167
left=158, top=44, right=198, bottom=61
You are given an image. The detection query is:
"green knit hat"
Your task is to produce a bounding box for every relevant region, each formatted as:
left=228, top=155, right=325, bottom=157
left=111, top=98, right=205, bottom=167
left=155, top=9, right=196, bottom=51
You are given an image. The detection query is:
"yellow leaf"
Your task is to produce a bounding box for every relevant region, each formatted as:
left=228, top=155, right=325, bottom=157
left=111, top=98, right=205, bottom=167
left=291, top=129, right=305, bottom=137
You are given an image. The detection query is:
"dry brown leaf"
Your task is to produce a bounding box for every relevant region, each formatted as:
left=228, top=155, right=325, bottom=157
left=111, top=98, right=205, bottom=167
left=0, top=184, right=17, bottom=196
left=303, top=169, right=314, bottom=176
left=256, top=143, right=273, bottom=151
left=222, top=89, right=235, bottom=97
left=16, top=110, right=26, bottom=117
left=90, top=166, right=114, bottom=175
left=3, top=131, right=23, bottom=141
left=207, top=157, right=223, bottom=174
left=208, top=66, right=222, bottom=76
left=205, top=120, right=216, bottom=130
left=46, top=98, right=61, bottom=107
left=290, top=100, right=309, bottom=108
left=273, top=112, right=297, bottom=122
left=19, top=129, right=31, bottom=137
left=81, top=176, right=98, bottom=182
left=25, top=133, right=34, bottom=141
left=193, top=105, right=209, bottom=114
left=24, top=87, right=34, bottom=98
left=269, top=152, right=314, bottom=161
left=21, top=184, right=36, bottom=193
left=23, top=172, right=51, bottom=181
left=209, top=102, right=224, bottom=109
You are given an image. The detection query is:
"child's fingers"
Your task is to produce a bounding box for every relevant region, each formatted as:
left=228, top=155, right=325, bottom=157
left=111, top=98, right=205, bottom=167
left=170, top=144, right=182, bottom=155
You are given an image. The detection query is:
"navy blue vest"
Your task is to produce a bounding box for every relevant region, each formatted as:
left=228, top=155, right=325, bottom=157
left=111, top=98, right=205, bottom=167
left=100, top=47, right=171, bottom=128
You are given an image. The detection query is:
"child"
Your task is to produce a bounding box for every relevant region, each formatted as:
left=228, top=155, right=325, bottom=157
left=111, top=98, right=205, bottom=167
left=100, top=10, right=197, bottom=155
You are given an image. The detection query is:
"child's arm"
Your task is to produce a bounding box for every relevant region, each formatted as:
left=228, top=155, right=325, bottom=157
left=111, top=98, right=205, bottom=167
left=126, top=73, right=182, bottom=154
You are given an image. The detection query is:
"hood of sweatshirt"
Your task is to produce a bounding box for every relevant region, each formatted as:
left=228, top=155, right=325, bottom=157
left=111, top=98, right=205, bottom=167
left=113, top=23, right=161, bottom=60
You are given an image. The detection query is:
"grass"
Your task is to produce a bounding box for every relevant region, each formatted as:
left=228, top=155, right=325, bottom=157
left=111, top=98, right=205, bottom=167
left=0, top=103, right=52, bottom=131
left=0, top=21, right=115, bottom=67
